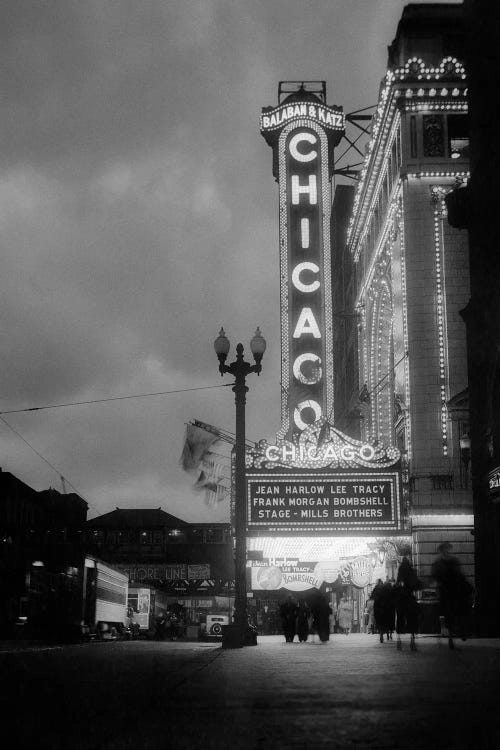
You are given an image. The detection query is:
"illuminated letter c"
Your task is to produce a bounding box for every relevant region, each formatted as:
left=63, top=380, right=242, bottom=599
left=289, top=132, right=317, bottom=163
left=292, top=262, right=320, bottom=293
left=293, top=353, right=322, bottom=385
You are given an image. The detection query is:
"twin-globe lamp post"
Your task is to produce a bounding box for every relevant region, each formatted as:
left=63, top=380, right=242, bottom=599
left=214, top=326, right=266, bottom=648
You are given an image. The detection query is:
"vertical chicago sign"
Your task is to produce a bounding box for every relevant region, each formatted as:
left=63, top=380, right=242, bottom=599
left=248, top=83, right=402, bottom=536
left=260, top=87, right=344, bottom=438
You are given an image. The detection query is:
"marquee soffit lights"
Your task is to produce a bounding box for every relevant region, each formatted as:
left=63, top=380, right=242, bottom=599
left=347, top=56, right=468, bottom=250
left=246, top=535, right=412, bottom=563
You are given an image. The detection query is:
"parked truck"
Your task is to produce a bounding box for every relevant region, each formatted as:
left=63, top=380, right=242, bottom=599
left=82, top=557, right=129, bottom=639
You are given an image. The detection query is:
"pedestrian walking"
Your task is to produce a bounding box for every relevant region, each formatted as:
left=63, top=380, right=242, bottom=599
left=365, top=595, right=375, bottom=634
left=279, top=595, right=298, bottom=643
left=296, top=600, right=310, bottom=643
left=431, top=542, right=473, bottom=649
left=372, top=578, right=395, bottom=642
left=337, top=594, right=354, bottom=635
left=310, top=591, right=332, bottom=643
left=394, top=556, right=421, bottom=651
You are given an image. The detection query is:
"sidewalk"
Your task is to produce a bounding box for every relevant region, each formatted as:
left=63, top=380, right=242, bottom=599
left=174, top=634, right=500, bottom=749
left=3, top=633, right=500, bottom=749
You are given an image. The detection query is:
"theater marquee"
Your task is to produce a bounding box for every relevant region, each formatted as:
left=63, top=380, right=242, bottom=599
left=245, top=418, right=402, bottom=533
left=246, top=471, right=401, bottom=533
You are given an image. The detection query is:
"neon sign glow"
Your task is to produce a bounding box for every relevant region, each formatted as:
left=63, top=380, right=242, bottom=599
left=247, top=418, right=400, bottom=471
left=261, top=99, right=344, bottom=438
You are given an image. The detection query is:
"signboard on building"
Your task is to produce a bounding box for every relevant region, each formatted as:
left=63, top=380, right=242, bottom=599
left=246, top=471, right=401, bottom=533
left=251, top=562, right=322, bottom=592
left=244, top=418, right=402, bottom=534
left=260, top=91, right=344, bottom=438
left=115, top=564, right=211, bottom=582
left=489, top=466, right=500, bottom=497
left=249, top=554, right=377, bottom=592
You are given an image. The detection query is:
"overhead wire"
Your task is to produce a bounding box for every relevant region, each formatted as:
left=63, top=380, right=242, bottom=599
left=0, top=382, right=233, bottom=517
left=0, top=382, right=233, bottom=416
left=0, top=415, right=101, bottom=517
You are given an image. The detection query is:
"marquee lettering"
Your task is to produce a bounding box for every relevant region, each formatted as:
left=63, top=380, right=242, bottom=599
left=291, top=174, right=317, bottom=204
left=292, top=353, right=322, bottom=385
left=294, top=400, right=322, bottom=430
left=293, top=308, right=321, bottom=339
left=289, top=132, right=318, bottom=162
left=292, top=262, right=320, bottom=293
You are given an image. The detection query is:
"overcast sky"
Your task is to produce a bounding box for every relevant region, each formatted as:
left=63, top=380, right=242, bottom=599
left=0, top=0, right=457, bottom=521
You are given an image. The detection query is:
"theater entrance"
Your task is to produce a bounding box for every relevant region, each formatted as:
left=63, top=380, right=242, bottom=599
left=247, top=535, right=411, bottom=635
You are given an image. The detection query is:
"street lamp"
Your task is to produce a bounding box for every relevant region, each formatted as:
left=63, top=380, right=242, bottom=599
left=214, top=327, right=266, bottom=648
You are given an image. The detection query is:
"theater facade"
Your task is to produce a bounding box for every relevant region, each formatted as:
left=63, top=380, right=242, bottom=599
left=241, top=81, right=412, bottom=633
left=245, top=7, right=473, bottom=633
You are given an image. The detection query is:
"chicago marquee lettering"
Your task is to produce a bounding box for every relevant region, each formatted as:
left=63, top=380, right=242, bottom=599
left=261, top=94, right=344, bottom=438
left=288, top=128, right=325, bottom=432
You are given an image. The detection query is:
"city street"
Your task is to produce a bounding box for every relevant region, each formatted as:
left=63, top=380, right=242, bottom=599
left=2, top=634, right=500, bottom=749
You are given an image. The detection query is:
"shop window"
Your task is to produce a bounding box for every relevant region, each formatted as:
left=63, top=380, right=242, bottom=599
left=410, top=115, right=418, bottom=158
left=167, top=528, right=185, bottom=543
left=205, top=528, right=223, bottom=543
left=448, top=114, right=470, bottom=160
left=92, top=529, right=104, bottom=544
left=190, top=528, right=203, bottom=543
left=431, top=475, right=453, bottom=491
left=117, top=531, right=129, bottom=546
left=140, top=530, right=152, bottom=545
left=423, top=115, right=445, bottom=157
left=153, top=530, right=163, bottom=545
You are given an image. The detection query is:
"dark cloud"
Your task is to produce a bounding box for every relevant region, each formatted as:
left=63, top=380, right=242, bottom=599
left=0, top=0, right=453, bottom=519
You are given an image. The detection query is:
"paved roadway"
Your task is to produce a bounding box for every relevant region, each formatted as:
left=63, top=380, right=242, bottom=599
left=2, top=634, right=500, bottom=749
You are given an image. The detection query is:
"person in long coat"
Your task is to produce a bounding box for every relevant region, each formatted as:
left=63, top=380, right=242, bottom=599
left=372, top=578, right=395, bottom=642
left=365, top=596, right=375, bottom=634
left=394, top=556, right=420, bottom=651
left=296, top=600, right=311, bottom=643
left=279, top=596, right=297, bottom=643
left=431, top=542, right=473, bottom=649
left=337, top=594, right=354, bottom=635
left=310, top=592, right=332, bottom=643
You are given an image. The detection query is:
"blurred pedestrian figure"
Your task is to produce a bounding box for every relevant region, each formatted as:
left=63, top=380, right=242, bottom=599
left=337, top=594, right=354, bottom=635
left=155, top=612, right=166, bottom=640
left=385, top=579, right=396, bottom=640
left=165, top=612, right=177, bottom=640
left=394, top=556, right=421, bottom=651
left=365, top=595, right=375, bottom=634
left=279, top=595, right=297, bottom=643
left=296, top=600, right=310, bottom=643
left=372, top=578, right=395, bottom=642
left=310, top=591, right=332, bottom=643
left=431, top=542, right=473, bottom=649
